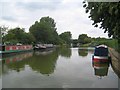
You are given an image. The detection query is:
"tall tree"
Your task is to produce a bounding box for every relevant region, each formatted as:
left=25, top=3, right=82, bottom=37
left=59, top=31, right=72, bottom=45
left=78, top=34, right=91, bottom=44
left=29, top=16, right=59, bottom=44
left=83, top=2, right=120, bottom=39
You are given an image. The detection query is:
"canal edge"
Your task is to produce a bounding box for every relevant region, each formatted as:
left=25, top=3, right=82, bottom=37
left=108, top=47, right=120, bottom=90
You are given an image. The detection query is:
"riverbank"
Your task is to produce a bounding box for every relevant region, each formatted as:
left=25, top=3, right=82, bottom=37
left=109, top=47, right=120, bottom=78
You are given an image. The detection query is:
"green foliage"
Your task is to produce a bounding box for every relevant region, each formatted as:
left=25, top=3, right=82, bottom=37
left=78, top=34, right=92, bottom=44
left=90, top=38, right=118, bottom=50
left=4, top=27, right=35, bottom=45
left=59, top=31, right=72, bottom=45
left=0, top=26, right=8, bottom=44
left=72, top=39, right=78, bottom=47
left=83, top=2, right=120, bottom=39
left=29, top=16, right=59, bottom=44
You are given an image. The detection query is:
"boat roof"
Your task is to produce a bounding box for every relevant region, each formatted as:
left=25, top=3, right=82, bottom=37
left=96, top=45, right=108, bottom=48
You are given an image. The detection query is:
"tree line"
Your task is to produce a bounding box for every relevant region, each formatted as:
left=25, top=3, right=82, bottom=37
left=0, top=16, right=117, bottom=48
left=0, top=16, right=72, bottom=46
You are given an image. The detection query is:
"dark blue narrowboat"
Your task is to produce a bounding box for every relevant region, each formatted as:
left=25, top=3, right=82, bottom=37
left=92, top=45, right=110, bottom=63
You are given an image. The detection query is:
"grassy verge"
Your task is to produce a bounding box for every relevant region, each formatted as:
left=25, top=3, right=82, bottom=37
left=80, top=39, right=119, bottom=52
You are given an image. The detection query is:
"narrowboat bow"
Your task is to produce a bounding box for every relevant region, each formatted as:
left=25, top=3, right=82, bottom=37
left=92, top=45, right=110, bottom=63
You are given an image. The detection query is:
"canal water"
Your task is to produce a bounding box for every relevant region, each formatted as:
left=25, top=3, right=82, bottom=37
left=0, top=47, right=118, bottom=88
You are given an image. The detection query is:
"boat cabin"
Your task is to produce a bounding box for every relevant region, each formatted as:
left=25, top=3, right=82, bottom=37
left=94, top=45, right=108, bottom=56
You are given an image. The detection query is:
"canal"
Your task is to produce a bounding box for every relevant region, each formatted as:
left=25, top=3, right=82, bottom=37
left=0, top=47, right=118, bottom=88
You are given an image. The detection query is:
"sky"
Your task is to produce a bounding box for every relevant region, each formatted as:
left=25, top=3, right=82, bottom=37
left=0, top=0, right=109, bottom=39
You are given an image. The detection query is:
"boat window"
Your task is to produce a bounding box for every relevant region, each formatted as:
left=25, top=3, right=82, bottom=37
left=94, top=47, right=108, bottom=56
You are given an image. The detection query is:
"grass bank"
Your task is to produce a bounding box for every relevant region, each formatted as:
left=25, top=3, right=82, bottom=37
left=80, top=39, right=119, bottom=52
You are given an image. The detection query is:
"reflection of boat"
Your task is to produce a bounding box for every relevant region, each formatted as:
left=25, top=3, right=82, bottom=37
left=92, top=61, right=110, bottom=78
left=92, top=45, right=110, bottom=63
left=2, top=52, right=33, bottom=64
left=34, top=49, right=54, bottom=55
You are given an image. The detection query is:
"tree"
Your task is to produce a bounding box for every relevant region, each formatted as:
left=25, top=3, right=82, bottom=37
left=4, top=27, right=35, bottom=45
left=83, top=2, right=120, bottom=39
left=72, top=39, right=78, bottom=47
left=78, top=34, right=91, bottom=44
left=59, top=31, right=72, bottom=45
left=29, top=16, right=59, bottom=44
left=0, top=25, right=8, bottom=44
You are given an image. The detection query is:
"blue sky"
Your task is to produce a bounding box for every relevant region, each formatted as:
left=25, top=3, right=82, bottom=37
left=0, top=0, right=109, bottom=39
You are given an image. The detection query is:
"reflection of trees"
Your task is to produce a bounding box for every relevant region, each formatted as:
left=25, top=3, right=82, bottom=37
left=2, top=49, right=59, bottom=75
left=92, top=62, right=110, bottom=78
left=78, top=49, right=88, bottom=57
left=28, top=50, right=59, bottom=75
left=58, top=47, right=71, bottom=58
left=3, top=60, right=25, bottom=73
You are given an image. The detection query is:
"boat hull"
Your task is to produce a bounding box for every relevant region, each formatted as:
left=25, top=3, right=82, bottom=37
left=0, top=45, right=33, bottom=55
left=92, top=56, right=109, bottom=63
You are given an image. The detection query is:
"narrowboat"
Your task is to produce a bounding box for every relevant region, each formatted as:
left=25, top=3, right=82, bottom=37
left=34, top=44, right=54, bottom=50
left=0, top=45, right=33, bottom=54
left=92, top=45, right=110, bottom=63
left=34, top=44, right=46, bottom=50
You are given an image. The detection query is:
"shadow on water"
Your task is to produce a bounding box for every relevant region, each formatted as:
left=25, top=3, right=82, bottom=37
left=2, top=48, right=59, bottom=75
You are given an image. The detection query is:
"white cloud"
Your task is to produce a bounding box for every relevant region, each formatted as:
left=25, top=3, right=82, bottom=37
left=0, top=0, right=108, bottom=39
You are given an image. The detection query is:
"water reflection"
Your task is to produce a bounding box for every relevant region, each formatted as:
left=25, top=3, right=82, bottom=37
left=92, top=61, right=110, bottom=78
left=78, top=48, right=88, bottom=57
left=2, top=48, right=59, bottom=75
left=1, top=47, right=118, bottom=88
left=58, top=47, right=71, bottom=58
left=2, top=52, right=33, bottom=73
left=29, top=49, right=59, bottom=75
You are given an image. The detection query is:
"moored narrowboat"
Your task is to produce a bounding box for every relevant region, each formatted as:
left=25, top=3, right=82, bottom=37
left=92, top=45, right=110, bottom=63
left=0, top=45, right=33, bottom=54
left=34, top=44, right=54, bottom=50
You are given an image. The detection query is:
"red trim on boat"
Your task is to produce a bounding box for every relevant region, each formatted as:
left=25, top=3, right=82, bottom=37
left=93, top=58, right=108, bottom=62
